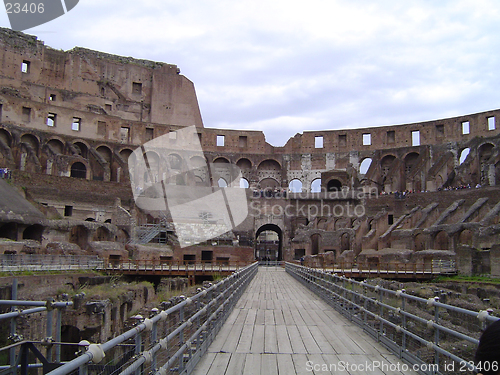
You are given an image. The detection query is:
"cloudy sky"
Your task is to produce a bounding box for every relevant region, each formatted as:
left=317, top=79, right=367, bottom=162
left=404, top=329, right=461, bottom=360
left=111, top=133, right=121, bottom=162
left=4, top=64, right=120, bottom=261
left=2, top=0, right=500, bottom=146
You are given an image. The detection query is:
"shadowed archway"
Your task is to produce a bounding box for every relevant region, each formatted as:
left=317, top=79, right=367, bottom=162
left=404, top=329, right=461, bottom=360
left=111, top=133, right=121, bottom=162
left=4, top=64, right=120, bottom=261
left=255, top=224, right=283, bottom=261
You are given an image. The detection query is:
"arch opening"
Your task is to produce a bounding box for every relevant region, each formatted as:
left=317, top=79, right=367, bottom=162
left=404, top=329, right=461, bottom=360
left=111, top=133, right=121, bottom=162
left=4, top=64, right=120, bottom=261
left=311, top=233, right=321, bottom=255
left=23, top=224, right=44, bottom=241
left=70, top=162, right=87, bottom=179
left=236, top=158, right=252, bottom=170
left=255, top=224, right=282, bottom=261
left=257, top=159, right=281, bottom=171
left=72, top=142, right=89, bottom=159
left=359, top=158, right=372, bottom=175
left=47, top=139, right=64, bottom=155
left=239, top=178, right=249, bottom=188
left=288, top=179, right=302, bottom=193
left=96, top=145, right=112, bottom=162
left=69, top=225, right=90, bottom=250
left=459, top=148, right=470, bottom=165
left=213, top=157, right=230, bottom=164
left=217, top=178, right=227, bottom=188
left=326, top=179, right=342, bottom=192
left=311, top=178, right=321, bottom=193
left=21, top=134, right=39, bottom=153
left=0, top=223, right=18, bottom=241
left=0, top=129, right=12, bottom=147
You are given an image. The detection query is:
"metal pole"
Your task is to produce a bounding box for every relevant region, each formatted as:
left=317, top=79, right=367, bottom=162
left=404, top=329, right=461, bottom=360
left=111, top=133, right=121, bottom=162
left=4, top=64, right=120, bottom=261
left=434, top=303, right=440, bottom=372
left=10, top=278, right=18, bottom=375
left=134, top=333, right=142, bottom=375
left=46, top=309, right=53, bottom=361
left=55, top=308, right=62, bottom=363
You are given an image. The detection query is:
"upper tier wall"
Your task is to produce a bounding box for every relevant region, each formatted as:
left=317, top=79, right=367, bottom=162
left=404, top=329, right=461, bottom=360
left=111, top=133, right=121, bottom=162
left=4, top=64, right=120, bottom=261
left=1, top=28, right=500, bottom=156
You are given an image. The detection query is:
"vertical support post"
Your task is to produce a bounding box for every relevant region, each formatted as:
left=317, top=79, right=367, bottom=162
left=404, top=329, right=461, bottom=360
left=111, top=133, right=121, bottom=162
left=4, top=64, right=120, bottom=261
left=434, top=304, right=440, bottom=372
left=46, top=309, right=54, bottom=362
left=10, top=278, right=18, bottom=375
left=178, top=305, right=185, bottom=373
left=55, top=308, right=62, bottom=363
left=378, top=287, right=384, bottom=340
left=401, top=297, right=407, bottom=353
left=151, top=320, right=158, bottom=370
left=79, top=362, right=88, bottom=375
left=363, top=283, right=368, bottom=328
left=134, top=333, right=142, bottom=375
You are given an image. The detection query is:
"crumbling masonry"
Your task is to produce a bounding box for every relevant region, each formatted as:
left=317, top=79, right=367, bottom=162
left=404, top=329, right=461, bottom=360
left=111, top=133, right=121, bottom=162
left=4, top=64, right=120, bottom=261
left=1, top=28, right=500, bottom=275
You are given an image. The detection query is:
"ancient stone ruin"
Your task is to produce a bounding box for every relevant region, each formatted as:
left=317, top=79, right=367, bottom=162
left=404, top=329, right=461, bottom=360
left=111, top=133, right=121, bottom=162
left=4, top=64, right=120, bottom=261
left=0, top=28, right=499, bottom=275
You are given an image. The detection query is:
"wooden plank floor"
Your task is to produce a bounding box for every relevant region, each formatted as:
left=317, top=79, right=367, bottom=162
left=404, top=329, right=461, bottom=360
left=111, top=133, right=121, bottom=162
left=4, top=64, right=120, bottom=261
left=192, top=267, right=416, bottom=374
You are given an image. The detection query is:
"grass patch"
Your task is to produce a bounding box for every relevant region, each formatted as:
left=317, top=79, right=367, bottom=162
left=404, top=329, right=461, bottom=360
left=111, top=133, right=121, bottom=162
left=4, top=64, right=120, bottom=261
left=0, top=269, right=103, bottom=277
left=76, top=279, right=154, bottom=303
left=431, top=275, right=500, bottom=285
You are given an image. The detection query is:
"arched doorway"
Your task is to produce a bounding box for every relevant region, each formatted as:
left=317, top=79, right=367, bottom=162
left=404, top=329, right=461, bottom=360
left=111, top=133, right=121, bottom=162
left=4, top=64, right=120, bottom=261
left=434, top=231, right=448, bottom=250
left=23, top=224, right=44, bottom=241
left=255, top=224, right=283, bottom=261
left=327, top=179, right=342, bottom=192
left=311, top=233, right=321, bottom=255
left=69, top=225, right=90, bottom=250
left=0, top=223, right=18, bottom=240
left=71, top=162, right=87, bottom=179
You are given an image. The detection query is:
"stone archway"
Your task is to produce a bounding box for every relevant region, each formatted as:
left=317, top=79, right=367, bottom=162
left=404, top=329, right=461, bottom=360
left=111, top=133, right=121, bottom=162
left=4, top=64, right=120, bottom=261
left=69, top=225, right=90, bottom=250
left=23, top=224, right=44, bottom=242
left=0, top=222, right=18, bottom=241
left=255, top=224, right=283, bottom=261
left=311, top=233, right=321, bottom=255
left=434, top=231, right=449, bottom=250
left=71, top=162, right=87, bottom=179
left=327, top=179, right=342, bottom=192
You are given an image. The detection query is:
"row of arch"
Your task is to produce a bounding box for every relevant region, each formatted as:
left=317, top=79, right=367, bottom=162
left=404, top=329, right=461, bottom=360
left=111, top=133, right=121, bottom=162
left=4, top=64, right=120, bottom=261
left=0, top=221, right=130, bottom=249
left=415, top=229, right=474, bottom=251
left=0, top=127, right=137, bottom=182
left=0, top=128, right=135, bottom=162
left=288, top=178, right=344, bottom=193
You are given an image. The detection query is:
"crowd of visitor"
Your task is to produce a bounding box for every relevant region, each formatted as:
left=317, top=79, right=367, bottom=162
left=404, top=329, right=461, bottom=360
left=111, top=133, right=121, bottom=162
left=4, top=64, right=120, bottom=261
left=380, top=183, right=481, bottom=199
left=0, top=168, right=11, bottom=179
left=252, top=188, right=288, bottom=198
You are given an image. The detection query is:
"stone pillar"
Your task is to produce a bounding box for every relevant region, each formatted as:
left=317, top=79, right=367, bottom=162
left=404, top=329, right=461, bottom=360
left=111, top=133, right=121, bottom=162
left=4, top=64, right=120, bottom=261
left=456, top=245, right=474, bottom=276
left=490, top=244, right=500, bottom=277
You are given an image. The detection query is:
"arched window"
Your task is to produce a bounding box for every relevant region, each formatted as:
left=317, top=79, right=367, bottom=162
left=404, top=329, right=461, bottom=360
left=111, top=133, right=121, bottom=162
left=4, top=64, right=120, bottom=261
left=288, top=179, right=302, bottom=193
left=70, top=162, right=87, bottom=179
left=327, top=179, right=342, bottom=192
left=311, top=178, right=321, bottom=193
left=239, top=178, right=249, bottom=188
left=459, top=148, right=470, bottom=165
left=218, top=178, right=227, bottom=187
left=359, top=158, right=372, bottom=174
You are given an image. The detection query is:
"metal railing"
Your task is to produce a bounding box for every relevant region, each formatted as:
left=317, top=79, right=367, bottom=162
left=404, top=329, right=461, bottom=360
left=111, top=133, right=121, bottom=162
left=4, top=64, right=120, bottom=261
left=106, top=260, right=251, bottom=273
left=0, top=254, right=103, bottom=272
left=298, top=259, right=457, bottom=278
left=0, top=278, right=74, bottom=375
left=46, top=262, right=258, bottom=375
left=257, top=260, right=283, bottom=267
left=286, top=262, right=497, bottom=375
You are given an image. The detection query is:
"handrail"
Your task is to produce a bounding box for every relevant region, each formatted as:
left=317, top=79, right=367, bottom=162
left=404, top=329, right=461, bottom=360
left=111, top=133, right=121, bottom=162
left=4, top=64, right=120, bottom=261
left=106, top=260, right=252, bottom=272
left=286, top=262, right=496, bottom=373
left=296, top=259, right=457, bottom=277
left=0, top=254, right=103, bottom=272
left=46, top=262, right=258, bottom=375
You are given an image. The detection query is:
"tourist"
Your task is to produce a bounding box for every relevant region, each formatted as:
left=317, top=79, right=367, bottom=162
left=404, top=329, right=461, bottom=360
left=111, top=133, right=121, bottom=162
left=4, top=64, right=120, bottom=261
left=475, top=319, right=500, bottom=375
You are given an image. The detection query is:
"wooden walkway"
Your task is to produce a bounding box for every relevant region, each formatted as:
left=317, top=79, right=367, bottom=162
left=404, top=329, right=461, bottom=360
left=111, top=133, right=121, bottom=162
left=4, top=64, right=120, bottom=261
left=192, top=267, right=415, bottom=374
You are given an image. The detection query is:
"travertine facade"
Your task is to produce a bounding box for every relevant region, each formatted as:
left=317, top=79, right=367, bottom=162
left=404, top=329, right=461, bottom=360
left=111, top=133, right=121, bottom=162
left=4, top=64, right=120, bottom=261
left=1, top=28, right=500, bottom=274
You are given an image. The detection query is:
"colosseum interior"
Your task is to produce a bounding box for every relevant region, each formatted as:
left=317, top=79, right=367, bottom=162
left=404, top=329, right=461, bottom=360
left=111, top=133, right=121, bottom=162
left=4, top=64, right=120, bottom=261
left=1, top=27, right=500, bottom=276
